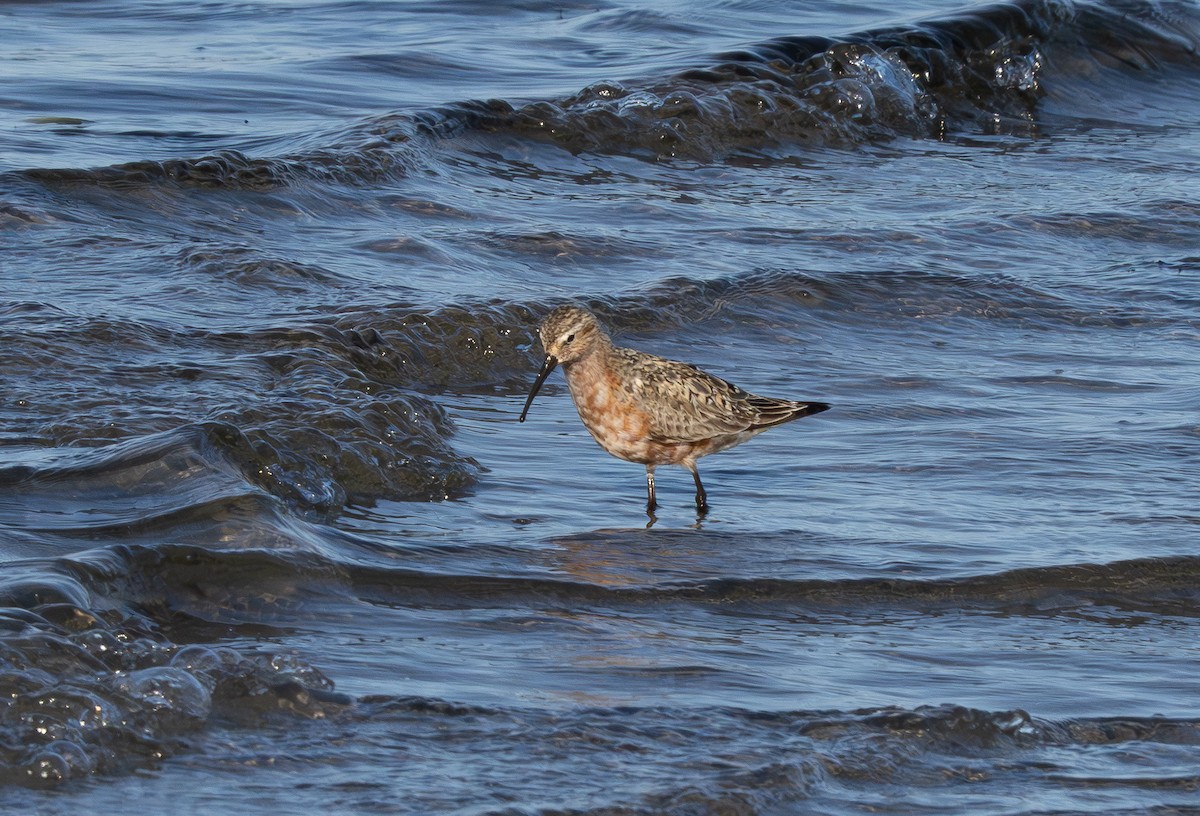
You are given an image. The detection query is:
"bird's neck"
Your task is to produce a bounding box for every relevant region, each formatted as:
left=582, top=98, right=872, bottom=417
left=561, top=342, right=611, bottom=394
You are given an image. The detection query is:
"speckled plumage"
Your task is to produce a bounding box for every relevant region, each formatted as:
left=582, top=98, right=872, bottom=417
left=519, top=305, right=830, bottom=514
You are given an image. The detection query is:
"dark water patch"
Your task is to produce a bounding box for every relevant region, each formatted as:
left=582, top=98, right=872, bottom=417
left=990, top=373, right=1163, bottom=392
left=0, top=631, right=348, bottom=787
left=1, top=304, right=482, bottom=509
left=0, top=438, right=289, bottom=555
left=322, top=51, right=498, bottom=83
left=483, top=0, right=1200, bottom=157
left=11, top=112, right=430, bottom=210
left=201, top=322, right=483, bottom=506
left=574, top=7, right=710, bottom=37
left=1123, top=258, right=1200, bottom=309
left=24, top=150, right=302, bottom=191
left=64, top=544, right=352, bottom=631
left=21, top=132, right=424, bottom=191
left=376, top=193, right=477, bottom=219
left=178, top=246, right=341, bottom=293
left=210, top=398, right=475, bottom=508
left=0, top=552, right=349, bottom=788
left=464, top=228, right=656, bottom=264
left=350, top=552, right=1200, bottom=619
left=0, top=301, right=68, bottom=321
left=0, top=201, right=53, bottom=228
left=113, top=698, right=1196, bottom=814
left=325, top=300, right=547, bottom=394
left=1003, top=206, right=1200, bottom=246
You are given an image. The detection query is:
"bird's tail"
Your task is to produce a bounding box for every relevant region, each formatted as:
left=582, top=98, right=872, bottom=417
left=748, top=397, right=830, bottom=428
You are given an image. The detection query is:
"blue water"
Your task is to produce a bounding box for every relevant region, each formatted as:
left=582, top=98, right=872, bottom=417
left=2, top=0, right=1200, bottom=812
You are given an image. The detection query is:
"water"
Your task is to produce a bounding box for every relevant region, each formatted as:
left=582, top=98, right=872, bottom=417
left=2, top=0, right=1200, bottom=811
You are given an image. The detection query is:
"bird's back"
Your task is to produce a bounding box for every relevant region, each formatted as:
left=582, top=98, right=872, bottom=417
left=607, top=345, right=828, bottom=445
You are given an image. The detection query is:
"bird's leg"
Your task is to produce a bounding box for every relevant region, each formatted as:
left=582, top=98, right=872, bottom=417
left=645, top=466, right=657, bottom=514
left=689, top=464, right=708, bottom=515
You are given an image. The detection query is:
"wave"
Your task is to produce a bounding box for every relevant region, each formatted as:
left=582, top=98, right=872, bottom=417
left=14, top=0, right=1200, bottom=189
left=342, top=550, right=1200, bottom=618
left=1, top=253, right=1184, bottom=515
left=0, top=554, right=353, bottom=786
left=0, top=520, right=1196, bottom=788
left=1, top=314, right=482, bottom=511
left=4, top=515, right=1186, bottom=618
left=332, top=698, right=1200, bottom=814
left=454, top=0, right=1200, bottom=158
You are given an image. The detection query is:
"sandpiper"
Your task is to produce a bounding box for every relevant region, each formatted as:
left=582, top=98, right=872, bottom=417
left=518, top=305, right=829, bottom=514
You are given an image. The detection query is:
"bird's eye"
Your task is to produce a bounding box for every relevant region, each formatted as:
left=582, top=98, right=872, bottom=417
left=565, top=333, right=576, bottom=344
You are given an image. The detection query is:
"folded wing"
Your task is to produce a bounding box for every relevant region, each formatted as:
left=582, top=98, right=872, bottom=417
left=612, top=348, right=827, bottom=444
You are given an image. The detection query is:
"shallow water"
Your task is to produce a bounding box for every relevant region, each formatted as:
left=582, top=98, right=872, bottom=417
left=2, top=0, right=1200, bottom=812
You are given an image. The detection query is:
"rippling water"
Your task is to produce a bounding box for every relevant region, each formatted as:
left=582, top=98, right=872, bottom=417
left=3, top=0, right=1200, bottom=811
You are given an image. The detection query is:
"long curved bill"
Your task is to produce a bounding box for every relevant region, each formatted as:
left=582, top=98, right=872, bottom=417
left=518, top=355, right=558, bottom=422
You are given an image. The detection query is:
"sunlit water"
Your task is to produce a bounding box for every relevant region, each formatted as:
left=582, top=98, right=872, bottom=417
left=2, top=0, right=1200, bottom=812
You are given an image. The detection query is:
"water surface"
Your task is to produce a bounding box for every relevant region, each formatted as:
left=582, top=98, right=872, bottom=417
left=2, top=0, right=1200, bottom=812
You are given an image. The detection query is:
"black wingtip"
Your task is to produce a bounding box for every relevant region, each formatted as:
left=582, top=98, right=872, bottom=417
left=804, top=402, right=831, bottom=417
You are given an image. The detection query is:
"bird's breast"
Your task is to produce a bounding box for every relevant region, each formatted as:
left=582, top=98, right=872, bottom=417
left=562, top=360, right=662, bottom=464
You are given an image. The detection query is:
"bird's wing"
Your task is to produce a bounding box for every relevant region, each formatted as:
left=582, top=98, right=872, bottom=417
left=613, top=348, right=772, bottom=443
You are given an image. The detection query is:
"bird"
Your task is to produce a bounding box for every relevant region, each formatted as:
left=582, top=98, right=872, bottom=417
left=518, top=305, right=829, bottom=515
